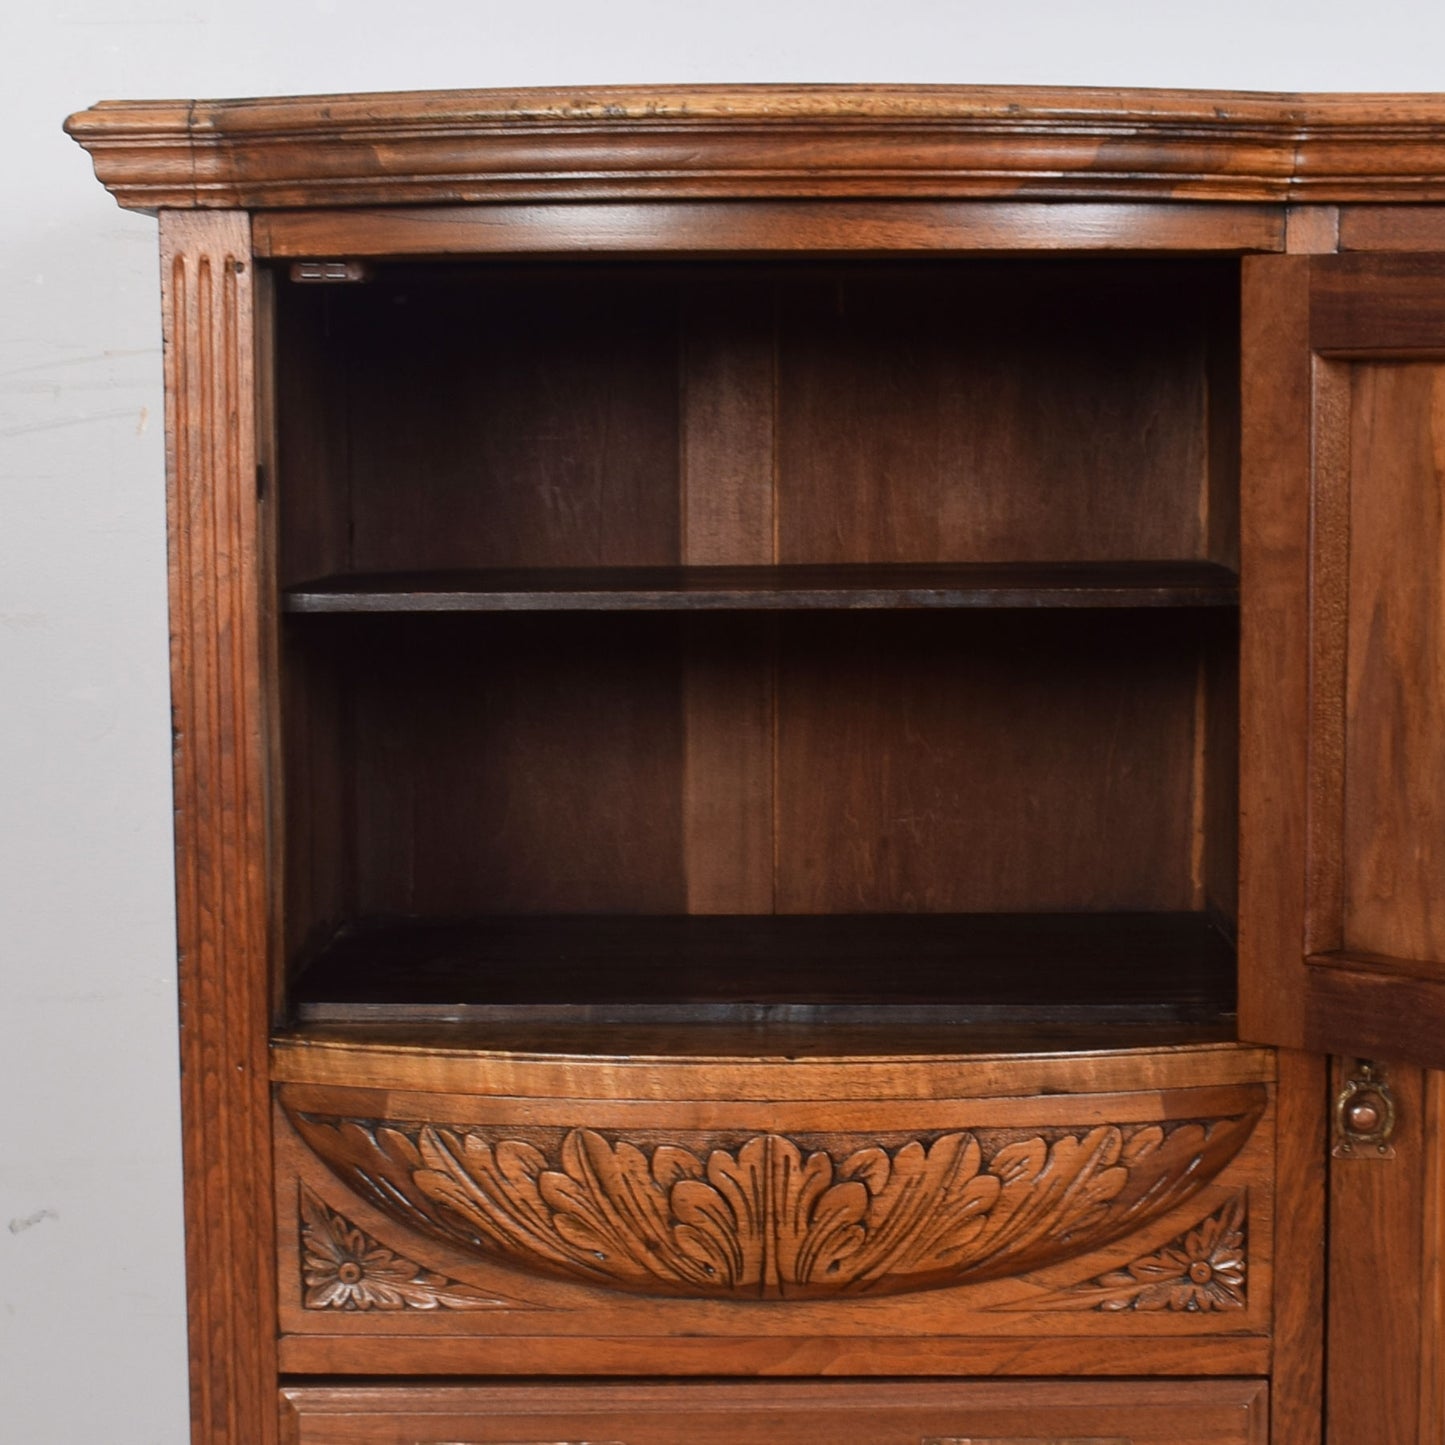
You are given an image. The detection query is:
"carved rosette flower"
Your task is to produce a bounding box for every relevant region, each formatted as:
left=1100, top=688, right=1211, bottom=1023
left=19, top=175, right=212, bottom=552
left=284, top=1096, right=1263, bottom=1301
left=1095, top=1195, right=1246, bottom=1312
left=299, top=1186, right=511, bottom=1311
left=1020, top=1195, right=1247, bottom=1313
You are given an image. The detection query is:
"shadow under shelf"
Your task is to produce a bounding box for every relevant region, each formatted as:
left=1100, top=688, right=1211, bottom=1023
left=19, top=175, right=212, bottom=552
left=288, top=911, right=1236, bottom=1032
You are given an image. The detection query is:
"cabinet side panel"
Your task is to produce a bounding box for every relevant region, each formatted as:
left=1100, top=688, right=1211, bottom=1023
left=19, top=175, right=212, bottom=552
left=161, top=210, right=277, bottom=1445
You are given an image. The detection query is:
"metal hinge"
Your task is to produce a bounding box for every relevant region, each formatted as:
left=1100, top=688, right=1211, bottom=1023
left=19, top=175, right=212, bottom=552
left=1333, top=1059, right=1398, bottom=1159
left=288, top=260, right=372, bottom=284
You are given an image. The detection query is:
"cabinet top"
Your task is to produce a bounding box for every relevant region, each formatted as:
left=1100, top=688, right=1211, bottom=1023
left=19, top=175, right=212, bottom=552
left=65, top=83, right=1445, bottom=213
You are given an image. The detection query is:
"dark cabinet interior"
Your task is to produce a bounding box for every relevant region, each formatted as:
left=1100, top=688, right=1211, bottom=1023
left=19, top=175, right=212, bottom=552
left=274, top=258, right=1242, bottom=1034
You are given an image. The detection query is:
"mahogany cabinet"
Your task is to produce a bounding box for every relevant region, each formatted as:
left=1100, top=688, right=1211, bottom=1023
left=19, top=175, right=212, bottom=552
left=66, top=87, right=1445, bottom=1444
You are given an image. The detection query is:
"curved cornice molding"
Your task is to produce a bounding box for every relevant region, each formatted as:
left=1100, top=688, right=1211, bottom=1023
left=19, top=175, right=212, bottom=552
left=65, top=84, right=1445, bottom=212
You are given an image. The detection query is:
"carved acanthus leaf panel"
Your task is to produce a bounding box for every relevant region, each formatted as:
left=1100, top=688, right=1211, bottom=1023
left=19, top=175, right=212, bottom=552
left=283, top=1102, right=1263, bottom=1300
left=1019, top=1195, right=1248, bottom=1313
left=298, top=1186, right=519, bottom=1311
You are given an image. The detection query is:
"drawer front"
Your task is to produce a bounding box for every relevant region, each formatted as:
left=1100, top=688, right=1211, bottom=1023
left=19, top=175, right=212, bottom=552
left=280, top=1379, right=1267, bottom=1445
left=272, top=1041, right=1275, bottom=1376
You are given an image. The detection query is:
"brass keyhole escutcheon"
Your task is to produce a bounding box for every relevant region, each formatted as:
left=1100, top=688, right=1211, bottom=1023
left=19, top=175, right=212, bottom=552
left=1333, top=1061, right=1397, bottom=1159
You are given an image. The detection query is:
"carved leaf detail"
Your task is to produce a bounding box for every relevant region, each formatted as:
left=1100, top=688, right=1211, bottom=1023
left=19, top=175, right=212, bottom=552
left=286, top=1105, right=1262, bottom=1301
left=1021, top=1194, right=1248, bottom=1312
left=298, top=1186, right=516, bottom=1311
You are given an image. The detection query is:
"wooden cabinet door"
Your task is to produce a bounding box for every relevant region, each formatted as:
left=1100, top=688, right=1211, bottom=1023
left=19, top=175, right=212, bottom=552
left=1241, top=253, right=1445, bottom=1069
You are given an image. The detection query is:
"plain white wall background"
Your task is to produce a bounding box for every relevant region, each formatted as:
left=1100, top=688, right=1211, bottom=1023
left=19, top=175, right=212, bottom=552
left=5, top=3, right=1445, bottom=1439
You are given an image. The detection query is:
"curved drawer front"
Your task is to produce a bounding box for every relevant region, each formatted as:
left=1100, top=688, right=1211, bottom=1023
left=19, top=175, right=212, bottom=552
left=271, top=1038, right=1276, bottom=1377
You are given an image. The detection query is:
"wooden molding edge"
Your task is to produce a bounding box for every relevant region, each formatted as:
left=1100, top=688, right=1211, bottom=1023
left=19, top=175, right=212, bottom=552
left=66, top=85, right=1445, bottom=213
left=162, top=210, right=278, bottom=1445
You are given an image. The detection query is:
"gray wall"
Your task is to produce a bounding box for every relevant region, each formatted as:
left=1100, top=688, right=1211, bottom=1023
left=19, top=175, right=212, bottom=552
left=3, top=3, right=1443, bottom=1440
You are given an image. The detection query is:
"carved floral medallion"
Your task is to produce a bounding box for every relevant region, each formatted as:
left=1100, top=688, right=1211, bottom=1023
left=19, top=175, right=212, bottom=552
left=1021, top=1195, right=1247, bottom=1312
left=284, top=1095, right=1262, bottom=1300
left=299, top=1185, right=513, bottom=1311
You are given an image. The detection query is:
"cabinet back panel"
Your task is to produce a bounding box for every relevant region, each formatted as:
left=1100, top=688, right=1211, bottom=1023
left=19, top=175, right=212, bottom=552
left=775, top=264, right=1223, bottom=564
left=343, top=615, right=687, bottom=916
left=774, top=612, right=1207, bottom=913
left=278, top=274, right=684, bottom=584
left=274, top=261, right=1239, bottom=582
left=285, top=612, right=1230, bottom=930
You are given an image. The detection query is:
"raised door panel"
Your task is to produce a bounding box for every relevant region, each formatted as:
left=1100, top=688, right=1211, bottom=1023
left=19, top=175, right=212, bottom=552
left=280, top=1379, right=1268, bottom=1445
left=1240, top=254, right=1445, bottom=1067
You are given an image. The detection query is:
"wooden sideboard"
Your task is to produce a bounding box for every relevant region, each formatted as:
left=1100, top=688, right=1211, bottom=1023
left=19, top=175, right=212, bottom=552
left=67, top=86, right=1445, bottom=1445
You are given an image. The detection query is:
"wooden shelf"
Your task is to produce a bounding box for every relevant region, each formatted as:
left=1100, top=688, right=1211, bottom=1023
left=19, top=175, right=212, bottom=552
left=283, top=561, right=1240, bottom=614
left=290, top=911, right=1236, bottom=1026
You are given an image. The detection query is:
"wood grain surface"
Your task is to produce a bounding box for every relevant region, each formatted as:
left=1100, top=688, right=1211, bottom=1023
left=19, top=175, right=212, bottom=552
left=1237, top=255, right=1312, bottom=1050
left=1341, top=362, right=1445, bottom=961
left=161, top=210, right=277, bottom=1445
left=64, top=84, right=1445, bottom=212
left=1327, top=1062, right=1429, bottom=1445
left=279, top=1378, right=1269, bottom=1445
left=270, top=1049, right=1275, bottom=1376
left=253, top=199, right=1284, bottom=259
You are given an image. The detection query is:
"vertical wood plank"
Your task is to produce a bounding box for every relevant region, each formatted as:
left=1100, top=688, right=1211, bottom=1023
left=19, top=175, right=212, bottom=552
left=1327, top=1062, right=1426, bottom=1445
left=1303, top=360, right=1351, bottom=959
left=1238, top=255, right=1313, bottom=1049
left=1189, top=654, right=1208, bottom=909
left=682, top=617, right=775, bottom=914
left=681, top=283, right=776, bottom=913
left=1269, top=1050, right=1327, bottom=1445
left=1421, top=1070, right=1445, bottom=1444
left=160, top=210, right=277, bottom=1445
left=1203, top=638, right=1240, bottom=923
left=681, top=281, right=775, bottom=566
left=1199, top=270, right=1239, bottom=924
left=1204, top=262, right=1242, bottom=569
left=254, top=266, right=288, bottom=1017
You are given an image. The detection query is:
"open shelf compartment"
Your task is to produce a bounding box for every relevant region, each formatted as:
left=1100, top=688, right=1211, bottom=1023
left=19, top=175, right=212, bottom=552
left=273, top=256, right=1242, bottom=1046
left=290, top=910, right=1236, bottom=1027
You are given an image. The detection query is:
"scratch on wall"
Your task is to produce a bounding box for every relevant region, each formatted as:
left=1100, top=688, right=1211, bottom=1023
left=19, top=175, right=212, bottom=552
left=8, top=1208, right=59, bottom=1235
